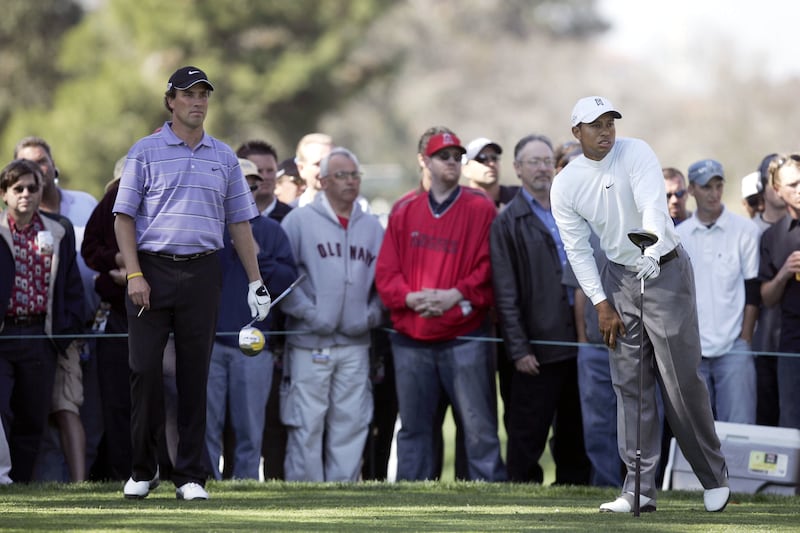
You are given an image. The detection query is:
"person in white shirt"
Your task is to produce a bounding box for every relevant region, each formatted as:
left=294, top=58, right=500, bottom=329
left=550, top=96, right=730, bottom=514
left=677, top=160, right=760, bottom=424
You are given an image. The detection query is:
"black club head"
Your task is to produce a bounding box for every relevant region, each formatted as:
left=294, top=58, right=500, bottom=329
left=628, top=229, right=658, bottom=252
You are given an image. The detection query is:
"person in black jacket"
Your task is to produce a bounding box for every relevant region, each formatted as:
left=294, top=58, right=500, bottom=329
left=0, top=159, right=84, bottom=482
left=489, top=134, right=590, bottom=484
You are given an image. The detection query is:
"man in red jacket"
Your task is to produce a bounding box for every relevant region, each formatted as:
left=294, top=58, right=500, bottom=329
left=375, top=127, right=506, bottom=481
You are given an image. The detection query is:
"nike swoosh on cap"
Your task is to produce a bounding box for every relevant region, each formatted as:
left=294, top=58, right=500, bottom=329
left=188, top=70, right=200, bottom=75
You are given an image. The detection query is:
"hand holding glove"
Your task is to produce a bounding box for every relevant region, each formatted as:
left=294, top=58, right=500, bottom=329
left=635, top=254, right=660, bottom=280
left=248, top=281, right=271, bottom=321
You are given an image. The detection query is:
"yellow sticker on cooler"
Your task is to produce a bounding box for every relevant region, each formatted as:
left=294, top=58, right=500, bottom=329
left=748, top=451, right=788, bottom=478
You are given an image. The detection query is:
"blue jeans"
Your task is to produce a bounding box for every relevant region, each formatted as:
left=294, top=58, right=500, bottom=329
left=698, top=338, right=756, bottom=424
left=205, top=341, right=272, bottom=480
left=577, top=344, right=623, bottom=487
left=391, top=334, right=506, bottom=481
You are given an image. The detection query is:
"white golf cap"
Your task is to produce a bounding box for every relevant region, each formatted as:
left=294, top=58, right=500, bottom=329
left=741, top=171, right=762, bottom=199
left=464, top=137, right=503, bottom=162
left=570, top=96, right=622, bottom=127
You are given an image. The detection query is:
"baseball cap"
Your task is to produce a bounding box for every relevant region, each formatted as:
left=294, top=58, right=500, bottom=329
left=238, top=158, right=261, bottom=180
left=740, top=171, right=762, bottom=199
left=167, top=66, right=214, bottom=91
left=758, top=153, right=779, bottom=189
left=424, top=132, right=466, bottom=157
left=570, top=96, right=622, bottom=127
left=464, top=137, right=503, bottom=162
left=688, top=159, right=725, bottom=187
left=277, top=158, right=299, bottom=178
left=276, top=158, right=304, bottom=185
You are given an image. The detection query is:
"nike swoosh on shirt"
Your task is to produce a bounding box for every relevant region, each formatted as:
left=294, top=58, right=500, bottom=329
left=604, top=183, right=613, bottom=189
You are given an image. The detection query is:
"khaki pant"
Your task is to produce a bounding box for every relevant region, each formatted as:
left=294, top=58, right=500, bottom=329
left=51, top=341, right=84, bottom=415
left=282, top=345, right=372, bottom=481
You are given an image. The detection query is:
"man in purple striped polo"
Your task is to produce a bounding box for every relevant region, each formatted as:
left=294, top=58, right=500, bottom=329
left=113, top=66, right=271, bottom=501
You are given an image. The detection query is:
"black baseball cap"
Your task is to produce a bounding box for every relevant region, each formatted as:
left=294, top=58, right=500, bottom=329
left=167, top=66, right=214, bottom=91
left=277, top=158, right=305, bottom=186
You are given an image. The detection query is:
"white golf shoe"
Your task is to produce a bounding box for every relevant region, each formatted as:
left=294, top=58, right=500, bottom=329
left=600, top=491, right=656, bottom=513
left=176, top=482, right=209, bottom=501
left=704, top=486, right=730, bottom=512
left=123, top=468, right=160, bottom=499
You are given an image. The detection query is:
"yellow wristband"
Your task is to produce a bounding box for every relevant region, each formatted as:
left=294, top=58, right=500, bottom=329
left=126, top=271, right=144, bottom=281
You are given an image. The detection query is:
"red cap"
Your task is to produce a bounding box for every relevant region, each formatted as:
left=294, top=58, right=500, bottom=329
left=425, top=133, right=466, bottom=157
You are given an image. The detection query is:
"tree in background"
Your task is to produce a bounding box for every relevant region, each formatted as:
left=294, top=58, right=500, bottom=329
left=320, top=0, right=610, bottom=201
left=0, top=0, right=399, bottom=198
left=0, top=1, right=83, bottom=145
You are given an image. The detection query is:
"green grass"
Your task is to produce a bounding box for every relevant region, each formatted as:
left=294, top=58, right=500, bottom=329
left=1, top=481, right=798, bottom=532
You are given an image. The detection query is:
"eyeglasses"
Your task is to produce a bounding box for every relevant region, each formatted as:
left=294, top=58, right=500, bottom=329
left=11, top=183, right=40, bottom=194
left=329, top=170, right=362, bottom=181
left=745, top=195, right=763, bottom=209
left=475, top=154, right=500, bottom=164
left=433, top=151, right=462, bottom=162
left=520, top=158, right=554, bottom=167
left=666, top=190, right=687, bottom=200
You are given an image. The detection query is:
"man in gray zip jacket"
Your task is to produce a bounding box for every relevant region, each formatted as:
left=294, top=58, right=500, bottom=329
left=279, top=147, right=384, bottom=481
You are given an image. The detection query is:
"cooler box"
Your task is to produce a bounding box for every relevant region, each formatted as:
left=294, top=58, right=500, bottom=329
left=662, top=421, right=800, bottom=495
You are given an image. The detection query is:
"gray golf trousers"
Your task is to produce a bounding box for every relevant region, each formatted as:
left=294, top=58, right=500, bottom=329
left=602, top=246, right=728, bottom=500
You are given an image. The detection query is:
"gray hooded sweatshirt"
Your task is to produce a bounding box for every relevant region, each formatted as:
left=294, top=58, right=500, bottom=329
left=279, top=191, right=384, bottom=350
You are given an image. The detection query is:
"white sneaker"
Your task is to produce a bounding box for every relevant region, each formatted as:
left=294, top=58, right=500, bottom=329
left=704, top=486, right=730, bottom=512
left=599, top=491, right=656, bottom=513
left=176, top=482, right=209, bottom=501
left=123, top=468, right=160, bottom=499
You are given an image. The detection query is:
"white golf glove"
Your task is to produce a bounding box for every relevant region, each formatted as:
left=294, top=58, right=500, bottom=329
left=247, top=281, right=271, bottom=321
left=635, top=255, right=660, bottom=281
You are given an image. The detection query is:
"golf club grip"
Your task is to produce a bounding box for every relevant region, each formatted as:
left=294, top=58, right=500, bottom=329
left=634, top=455, right=641, bottom=516
left=243, top=273, right=308, bottom=329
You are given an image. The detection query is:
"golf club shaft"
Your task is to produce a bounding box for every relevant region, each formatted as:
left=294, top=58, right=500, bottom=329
left=244, top=273, right=307, bottom=328
left=634, top=275, right=644, bottom=517
left=626, top=229, right=656, bottom=519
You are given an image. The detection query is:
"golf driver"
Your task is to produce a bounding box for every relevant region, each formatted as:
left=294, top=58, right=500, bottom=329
left=238, top=273, right=307, bottom=356
left=627, top=229, right=658, bottom=517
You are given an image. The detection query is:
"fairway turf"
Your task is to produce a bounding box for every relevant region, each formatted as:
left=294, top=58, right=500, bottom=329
left=1, top=481, right=798, bottom=532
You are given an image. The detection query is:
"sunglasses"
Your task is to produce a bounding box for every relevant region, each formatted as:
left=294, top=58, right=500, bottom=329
left=11, top=183, right=40, bottom=194
left=475, top=154, right=501, bottom=164
left=433, top=151, right=462, bottom=162
left=249, top=184, right=259, bottom=192
left=666, top=190, right=687, bottom=200
left=775, top=154, right=800, bottom=169
left=745, top=195, right=763, bottom=209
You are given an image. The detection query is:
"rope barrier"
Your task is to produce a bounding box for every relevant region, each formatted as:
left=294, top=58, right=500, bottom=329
left=2, top=328, right=799, bottom=358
